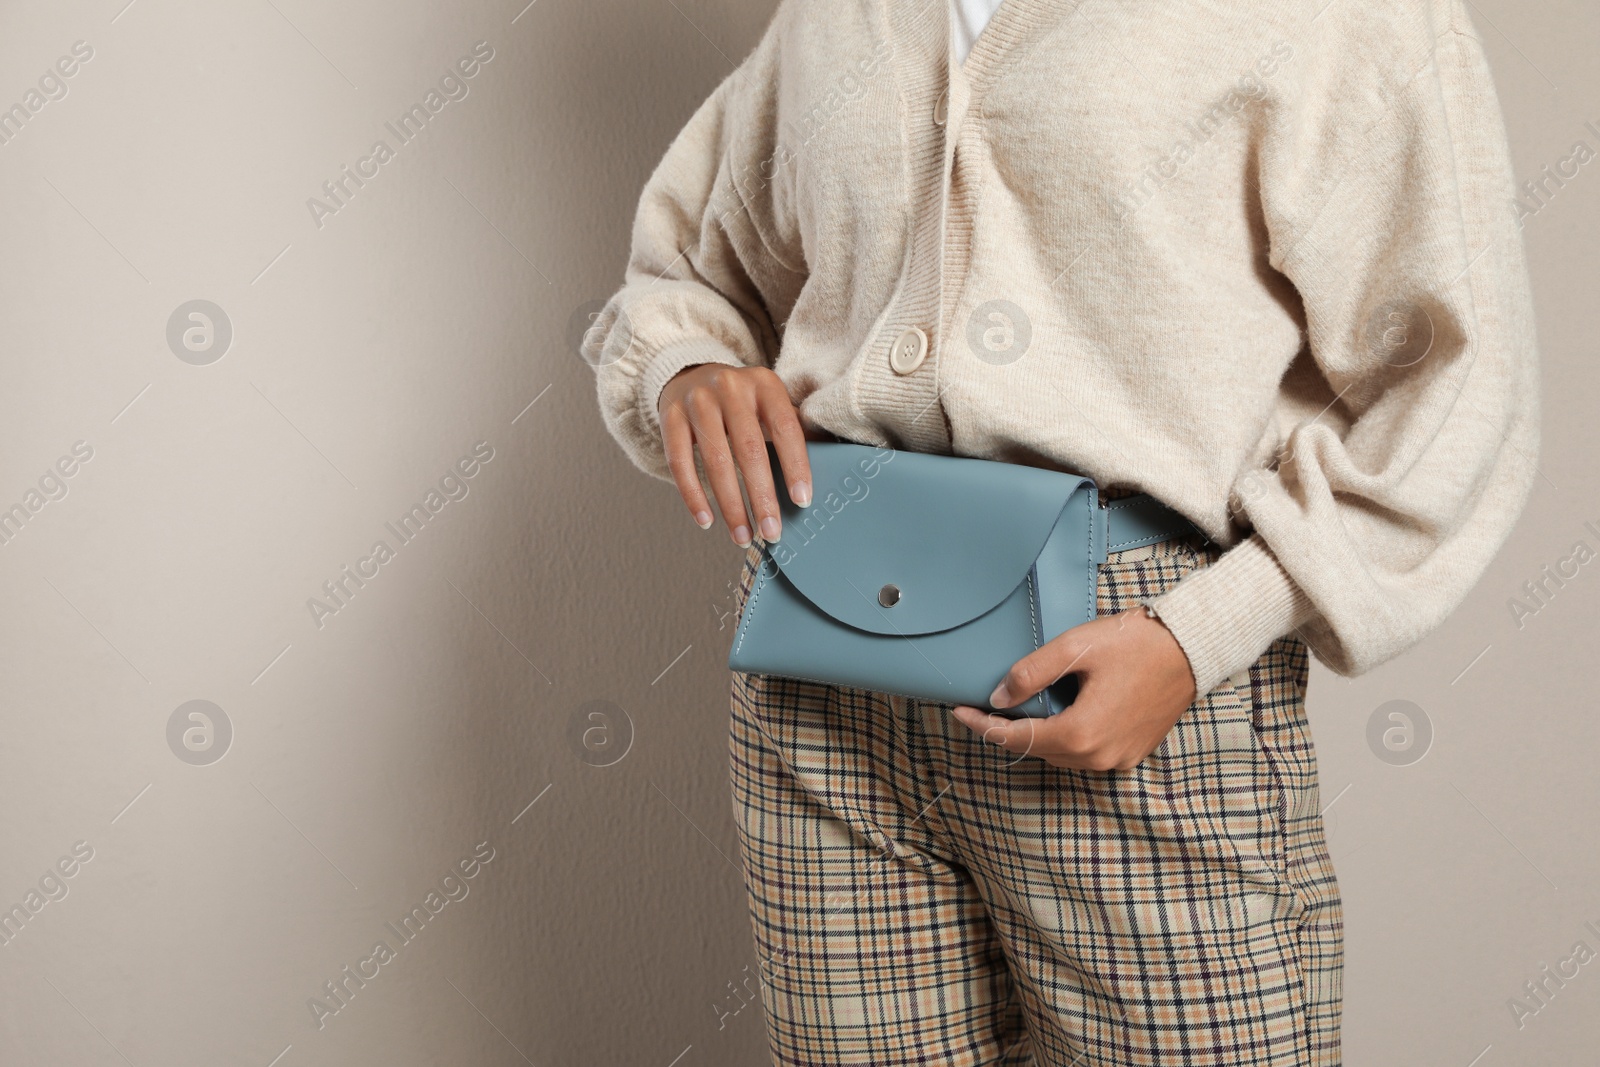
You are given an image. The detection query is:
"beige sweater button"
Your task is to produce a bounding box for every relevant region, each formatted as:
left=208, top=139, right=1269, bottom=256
left=890, top=327, right=928, bottom=374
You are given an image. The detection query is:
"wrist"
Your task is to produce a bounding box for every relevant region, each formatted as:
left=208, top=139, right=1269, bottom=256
left=1140, top=535, right=1316, bottom=698
left=1138, top=604, right=1197, bottom=703
left=641, top=341, right=746, bottom=435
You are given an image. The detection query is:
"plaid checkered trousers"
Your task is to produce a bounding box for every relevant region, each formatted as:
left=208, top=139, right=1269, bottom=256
left=727, top=529, right=1343, bottom=1066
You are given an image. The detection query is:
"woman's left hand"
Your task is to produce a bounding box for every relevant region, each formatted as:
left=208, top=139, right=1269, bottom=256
left=951, top=607, right=1198, bottom=771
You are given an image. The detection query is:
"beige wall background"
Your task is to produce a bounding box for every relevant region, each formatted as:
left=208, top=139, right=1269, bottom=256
left=0, top=0, right=1594, bottom=1064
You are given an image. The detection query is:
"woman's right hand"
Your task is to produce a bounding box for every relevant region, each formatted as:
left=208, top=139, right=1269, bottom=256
left=657, top=363, right=817, bottom=547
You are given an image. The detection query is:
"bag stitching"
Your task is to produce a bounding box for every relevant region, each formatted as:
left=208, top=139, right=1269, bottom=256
left=1105, top=498, right=1193, bottom=551
left=1025, top=566, right=1041, bottom=649
left=1022, top=567, right=1046, bottom=716
left=731, top=549, right=771, bottom=658
left=1083, top=492, right=1096, bottom=622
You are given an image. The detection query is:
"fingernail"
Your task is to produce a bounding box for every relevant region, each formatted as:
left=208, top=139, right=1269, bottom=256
left=791, top=481, right=811, bottom=506
left=989, top=682, right=1012, bottom=708
left=732, top=525, right=751, bottom=547
left=694, top=510, right=713, bottom=529
left=760, top=515, right=781, bottom=541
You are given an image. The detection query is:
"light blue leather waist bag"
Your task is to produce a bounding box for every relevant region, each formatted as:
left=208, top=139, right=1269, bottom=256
left=728, top=441, right=1200, bottom=718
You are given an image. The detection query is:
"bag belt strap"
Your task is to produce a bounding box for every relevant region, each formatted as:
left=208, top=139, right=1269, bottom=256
left=1036, top=488, right=1202, bottom=658
left=1096, top=492, right=1202, bottom=562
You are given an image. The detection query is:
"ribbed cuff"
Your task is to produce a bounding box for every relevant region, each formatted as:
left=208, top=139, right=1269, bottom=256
left=1141, top=533, right=1318, bottom=698
left=639, top=338, right=750, bottom=437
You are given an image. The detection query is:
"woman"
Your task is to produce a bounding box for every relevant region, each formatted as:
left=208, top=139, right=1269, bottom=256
left=585, top=0, right=1539, bottom=1062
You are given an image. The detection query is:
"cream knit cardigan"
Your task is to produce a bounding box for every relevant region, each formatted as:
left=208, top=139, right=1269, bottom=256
left=585, top=0, right=1541, bottom=699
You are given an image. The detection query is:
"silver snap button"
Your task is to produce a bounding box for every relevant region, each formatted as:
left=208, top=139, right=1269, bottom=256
left=889, top=327, right=928, bottom=375
left=878, top=584, right=901, bottom=608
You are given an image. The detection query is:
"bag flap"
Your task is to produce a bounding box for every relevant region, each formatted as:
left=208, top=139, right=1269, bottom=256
left=762, top=442, right=1091, bottom=637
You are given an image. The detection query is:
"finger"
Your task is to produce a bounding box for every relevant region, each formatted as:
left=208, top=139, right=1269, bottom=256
left=661, top=404, right=714, bottom=529
left=951, top=705, right=1042, bottom=757
left=723, top=390, right=784, bottom=543
left=757, top=376, right=813, bottom=509
left=686, top=389, right=753, bottom=546
left=991, top=630, right=1094, bottom=709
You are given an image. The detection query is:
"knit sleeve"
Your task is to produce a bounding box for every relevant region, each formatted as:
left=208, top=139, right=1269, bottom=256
left=583, top=15, right=807, bottom=483
left=1142, top=0, right=1541, bottom=698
